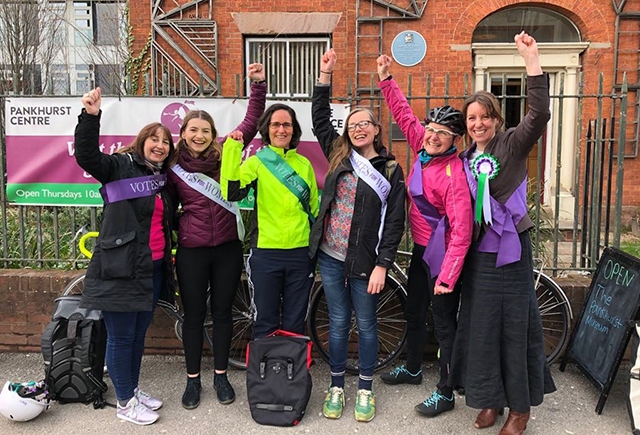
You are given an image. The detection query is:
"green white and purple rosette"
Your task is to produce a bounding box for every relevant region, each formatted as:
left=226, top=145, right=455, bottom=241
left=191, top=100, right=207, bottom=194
left=471, top=153, right=500, bottom=224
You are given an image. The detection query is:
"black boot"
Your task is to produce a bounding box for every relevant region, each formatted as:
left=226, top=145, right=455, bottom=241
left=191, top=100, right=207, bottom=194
left=214, top=372, right=235, bottom=405
left=181, top=376, right=201, bottom=410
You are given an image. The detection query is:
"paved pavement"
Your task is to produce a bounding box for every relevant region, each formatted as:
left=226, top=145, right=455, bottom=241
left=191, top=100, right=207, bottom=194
left=0, top=352, right=633, bottom=435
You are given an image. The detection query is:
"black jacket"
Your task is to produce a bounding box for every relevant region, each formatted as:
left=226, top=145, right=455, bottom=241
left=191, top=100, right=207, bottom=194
left=310, top=84, right=406, bottom=278
left=74, top=111, right=175, bottom=312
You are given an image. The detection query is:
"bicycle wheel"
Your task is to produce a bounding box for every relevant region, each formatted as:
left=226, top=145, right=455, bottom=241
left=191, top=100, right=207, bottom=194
left=62, top=273, right=86, bottom=296
left=308, top=275, right=407, bottom=375
left=225, top=277, right=254, bottom=369
left=534, top=270, right=572, bottom=364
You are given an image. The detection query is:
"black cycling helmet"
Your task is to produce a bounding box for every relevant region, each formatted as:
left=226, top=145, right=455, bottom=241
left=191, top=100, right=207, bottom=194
left=425, top=105, right=466, bottom=136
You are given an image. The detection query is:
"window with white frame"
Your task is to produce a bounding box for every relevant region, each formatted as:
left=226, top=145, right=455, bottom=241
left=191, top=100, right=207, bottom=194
left=246, top=37, right=330, bottom=97
left=51, top=64, right=70, bottom=95
left=75, top=64, right=93, bottom=94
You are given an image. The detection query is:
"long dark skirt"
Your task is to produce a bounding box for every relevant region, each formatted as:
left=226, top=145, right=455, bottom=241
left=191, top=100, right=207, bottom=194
left=448, top=231, right=556, bottom=413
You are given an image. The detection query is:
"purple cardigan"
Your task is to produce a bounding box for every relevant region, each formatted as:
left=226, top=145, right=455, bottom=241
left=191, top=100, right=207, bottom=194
left=168, top=81, right=266, bottom=248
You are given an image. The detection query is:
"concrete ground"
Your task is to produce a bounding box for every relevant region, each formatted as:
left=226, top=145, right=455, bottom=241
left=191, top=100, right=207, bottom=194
left=0, top=352, right=633, bottom=435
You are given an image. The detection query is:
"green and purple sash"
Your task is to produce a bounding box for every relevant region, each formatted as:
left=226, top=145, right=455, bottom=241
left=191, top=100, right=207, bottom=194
left=256, top=147, right=315, bottom=223
left=463, top=154, right=527, bottom=267
left=100, top=174, right=166, bottom=204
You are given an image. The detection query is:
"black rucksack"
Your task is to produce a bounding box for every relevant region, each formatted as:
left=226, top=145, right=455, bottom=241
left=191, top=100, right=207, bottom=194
left=246, top=330, right=313, bottom=426
left=41, top=295, right=108, bottom=408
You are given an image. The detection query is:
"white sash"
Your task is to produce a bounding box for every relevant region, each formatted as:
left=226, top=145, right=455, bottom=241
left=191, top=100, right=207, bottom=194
left=171, top=164, right=245, bottom=241
left=349, top=150, right=391, bottom=253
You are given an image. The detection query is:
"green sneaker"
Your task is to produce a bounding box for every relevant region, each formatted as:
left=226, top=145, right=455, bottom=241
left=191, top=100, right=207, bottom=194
left=322, top=386, right=345, bottom=419
left=354, top=389, right=375, bottom=422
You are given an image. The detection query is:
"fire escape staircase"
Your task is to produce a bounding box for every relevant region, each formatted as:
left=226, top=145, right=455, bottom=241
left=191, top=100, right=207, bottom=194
left=151, top=0, right=219, bottom=96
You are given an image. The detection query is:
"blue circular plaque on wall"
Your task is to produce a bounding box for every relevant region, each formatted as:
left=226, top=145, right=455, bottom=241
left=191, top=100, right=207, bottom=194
left=391, top=30, right=427, bottom=67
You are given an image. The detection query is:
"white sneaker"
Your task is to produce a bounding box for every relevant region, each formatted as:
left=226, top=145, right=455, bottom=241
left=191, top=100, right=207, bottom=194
left=135, top=387, right=163, bottom=411
left=116, top=396, right=159, bottom=425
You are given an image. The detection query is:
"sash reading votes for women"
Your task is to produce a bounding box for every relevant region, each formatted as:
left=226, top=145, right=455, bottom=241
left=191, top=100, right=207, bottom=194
left=349, top=150, right=391, bottom=254
left=170, top=164, right=245, bottom=240
left=408, top=158, right=448, bottom=278
left=100, top=174, right=167, bottom=204
left=256, top=146, right=315, bottom=223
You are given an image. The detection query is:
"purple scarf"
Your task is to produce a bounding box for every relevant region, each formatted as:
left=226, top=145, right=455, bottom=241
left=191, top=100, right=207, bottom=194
left=463, top=156, right=528, bottom=267
left=408, top=159, right=448, bottom=277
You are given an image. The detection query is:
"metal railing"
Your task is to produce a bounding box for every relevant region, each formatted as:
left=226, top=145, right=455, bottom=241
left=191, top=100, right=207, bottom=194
left=0, top=72, right=632, bottom=275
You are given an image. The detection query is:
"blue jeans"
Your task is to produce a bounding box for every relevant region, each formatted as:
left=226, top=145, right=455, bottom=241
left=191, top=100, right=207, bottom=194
left=102, top=260, right=163, bottom=402
left=318, top=250, right=379, bottom=379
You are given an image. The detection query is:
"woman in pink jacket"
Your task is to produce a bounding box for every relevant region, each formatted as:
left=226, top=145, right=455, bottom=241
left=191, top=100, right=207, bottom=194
left=376, top=54, right=473, bottom=418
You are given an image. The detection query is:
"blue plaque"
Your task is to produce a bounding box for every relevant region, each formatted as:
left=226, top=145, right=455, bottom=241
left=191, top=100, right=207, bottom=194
left=391, top=30, right=427, bottom=67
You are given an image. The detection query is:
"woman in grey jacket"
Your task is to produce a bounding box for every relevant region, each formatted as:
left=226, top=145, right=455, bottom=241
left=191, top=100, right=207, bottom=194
left=74, top=87, right=176, bottom=426
left=448, top=32, right=556, bottom=435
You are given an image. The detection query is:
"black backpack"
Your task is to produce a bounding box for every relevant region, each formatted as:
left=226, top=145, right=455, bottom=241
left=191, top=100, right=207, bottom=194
left=246, top=330, right=313, bottom=426
left=41, top=295, right=108, bottom=408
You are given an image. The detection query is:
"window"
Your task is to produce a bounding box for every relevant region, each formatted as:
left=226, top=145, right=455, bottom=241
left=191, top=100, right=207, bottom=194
left=246, top=37, right=330, bottom=97
left=95, top=63, right=120, bottom=94
left=75, top=64, right=93, bottom=94
left=51, top=64, right=70, bottom=95
left=473, top=7, right=581, bottom=43
left=72, top=1, right=125, bottom=46
left=73, top=1, right=92, bottom=45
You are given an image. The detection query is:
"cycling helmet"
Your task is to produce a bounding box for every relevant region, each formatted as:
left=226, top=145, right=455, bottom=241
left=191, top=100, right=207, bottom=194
left=425, top=105, right=466, bottom=136
left=0, top=381, right=50, bottom=422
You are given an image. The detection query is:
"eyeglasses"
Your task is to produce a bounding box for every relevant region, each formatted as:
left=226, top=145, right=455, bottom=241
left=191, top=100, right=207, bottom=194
left=347, top=120, right=373, bottom=131
left=269, top=122, right=293, bottom=130
left=425, top=125, right=457, bottom=139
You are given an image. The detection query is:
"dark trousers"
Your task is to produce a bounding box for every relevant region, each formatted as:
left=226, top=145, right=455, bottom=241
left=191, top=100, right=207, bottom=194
left=102, top=259, right=163, bottom=402
left=405, top=244, right=460, bottom=391
left=247, top=247, right=314, bottom=338
left=176, top=240, right=243, bottom=373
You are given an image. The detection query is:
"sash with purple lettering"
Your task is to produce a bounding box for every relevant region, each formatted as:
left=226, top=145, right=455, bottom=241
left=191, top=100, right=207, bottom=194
left=100, top=174, right=167, bottom=204
left=349, top=150, right=391, bottom=253
left=463, top=155, right=528, bottom=267
left=408, top=159, right=448, bottom=277
left=170, top=164, right=245, bottom=240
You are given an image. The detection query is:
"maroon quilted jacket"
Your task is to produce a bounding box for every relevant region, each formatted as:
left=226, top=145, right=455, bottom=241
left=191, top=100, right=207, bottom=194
left=168, top=81, right=266, bottom=248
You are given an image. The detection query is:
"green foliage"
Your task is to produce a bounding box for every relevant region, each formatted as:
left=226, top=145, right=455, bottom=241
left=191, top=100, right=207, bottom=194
left=621, top=239, right=640, bottom=259
left=3, top=206, right=99, bottom=269
left=124, top=4, right=151, bottom=95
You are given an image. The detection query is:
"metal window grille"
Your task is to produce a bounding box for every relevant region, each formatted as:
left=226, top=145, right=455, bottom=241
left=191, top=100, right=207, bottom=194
left=246, top=37, right=329, bottom=97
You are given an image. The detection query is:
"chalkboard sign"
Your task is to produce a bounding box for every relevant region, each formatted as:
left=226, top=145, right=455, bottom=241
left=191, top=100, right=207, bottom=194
left=561, top=247, right=640, bottom=414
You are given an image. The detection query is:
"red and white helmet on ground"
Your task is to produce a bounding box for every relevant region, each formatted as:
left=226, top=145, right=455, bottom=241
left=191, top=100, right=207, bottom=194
left=0, top=381, right=50, bottom=422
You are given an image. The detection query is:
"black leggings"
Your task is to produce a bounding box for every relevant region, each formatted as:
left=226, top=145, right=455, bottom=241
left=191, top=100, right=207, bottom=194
left=176, top=240, right=243, bottom=374
left=405, top=243, right=461, bottom=392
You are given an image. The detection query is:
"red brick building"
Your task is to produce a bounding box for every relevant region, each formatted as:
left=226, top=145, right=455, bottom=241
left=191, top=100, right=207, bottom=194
left=129, top=0, right=640, bottom=223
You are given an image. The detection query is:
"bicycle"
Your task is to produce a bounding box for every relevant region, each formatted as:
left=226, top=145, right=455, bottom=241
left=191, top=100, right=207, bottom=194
left=307, top=251, right=574, bottom=374
left=63, top=231, right=253, bottom=370
left=65, top=233, right=572, bottom=374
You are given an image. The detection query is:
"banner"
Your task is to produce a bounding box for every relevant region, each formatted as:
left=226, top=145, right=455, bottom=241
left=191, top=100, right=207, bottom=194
left=5, top=97, right=349, bottom=207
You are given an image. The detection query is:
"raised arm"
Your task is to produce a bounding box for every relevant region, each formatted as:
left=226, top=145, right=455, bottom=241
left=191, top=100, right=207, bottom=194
left=508, top=32, right=550, bottom=159
left=74, top=87, right=117, bottom=184
left=377, top=55, right=426, bottom=155
left=223, top=63, right=267, bottom=145
left=311, top=49, right=340, bottom=156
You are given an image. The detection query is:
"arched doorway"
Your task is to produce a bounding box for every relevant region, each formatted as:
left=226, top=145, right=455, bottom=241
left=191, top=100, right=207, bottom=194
left=471, top=6, right=589, bottom=219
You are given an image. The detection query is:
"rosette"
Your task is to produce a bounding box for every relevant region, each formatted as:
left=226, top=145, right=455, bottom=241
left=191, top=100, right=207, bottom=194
left=471, top=153, right=500, bottom=224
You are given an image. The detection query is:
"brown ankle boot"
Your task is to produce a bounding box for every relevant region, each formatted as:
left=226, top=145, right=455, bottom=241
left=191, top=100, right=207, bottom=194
left=474, top=408, right=504, bottom=429
left=498, top=410, right=530, bottom=435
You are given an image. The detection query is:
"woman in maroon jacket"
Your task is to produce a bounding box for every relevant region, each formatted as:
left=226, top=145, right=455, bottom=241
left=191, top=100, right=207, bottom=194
left=167, top=64, right=266, bottom=410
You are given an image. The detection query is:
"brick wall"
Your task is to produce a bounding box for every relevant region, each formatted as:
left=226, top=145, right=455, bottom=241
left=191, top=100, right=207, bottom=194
left=0, top=269, right=591, bottom=356
left=0, top=270, right=183, bottom=355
